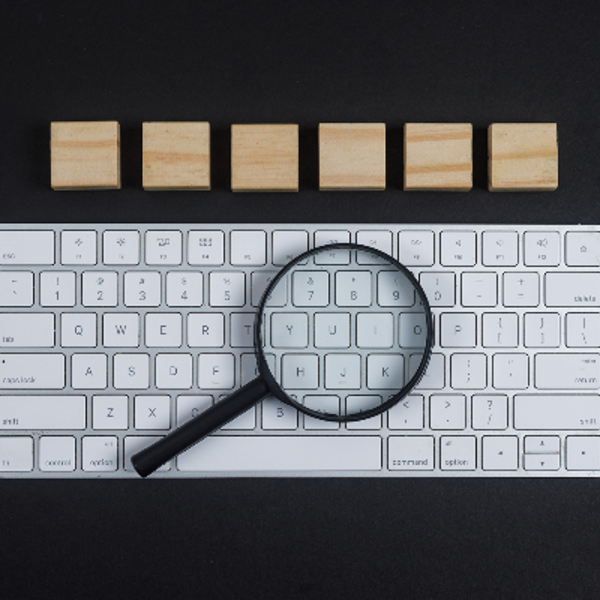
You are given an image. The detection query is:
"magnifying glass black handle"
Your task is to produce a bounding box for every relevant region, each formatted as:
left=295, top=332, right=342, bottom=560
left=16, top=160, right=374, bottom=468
left=131, top=377, right=269, bottom=477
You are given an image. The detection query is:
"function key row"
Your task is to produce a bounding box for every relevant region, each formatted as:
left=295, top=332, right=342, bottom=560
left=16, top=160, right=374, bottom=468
left=2, top=229, right=600, bottom=268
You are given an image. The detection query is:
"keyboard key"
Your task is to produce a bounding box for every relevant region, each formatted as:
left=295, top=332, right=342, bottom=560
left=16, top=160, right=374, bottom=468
left=335, top=271, right=371, bottom=306
left=178, top=436, right=381, bottom=471
left=135, top=395, right=171, bottom=430
left=82, top=271, right=118, bottom=307
left=292, top=271, right=329, bottom=306
left=272, top=230, right=309, bottom=266
left=482, top=436, right=518, bottom=471
left=176, top=395, right=213, bottom=426
left=0, top=395, right=85, bottom=429
left=524, top=435, right=560, bottom=454
left=145, top=230, right=182, bottom=265
left=388, top=436, right=434, bottom=470
left=230, top=230, right=266, bottom=266
left=262, top=398, right=298, bottom=430
left=39, top=436, right=76, bottom=472
left=524, top=231, right=560, bottom=266
left=188, top=230, right=225, bottom=265
left=324, top=353, right=361, bottom=389
left=482, top=313, right=519, bottom=348
left=0, top=436, right=33, bottom=471
left=155, top=353, right=192, bottom=389
left=356, top=313, right=393, bottom=348
left=565, top=231, right=600, bottom=266
left=377, top=270, right=416, bottom=307
left=166, top=272, right=203, bottom=307
left=113, top=354, right=150, bottom=389
left=221, top=404, right=256, bottom=430
left=103, top=313, right=139, bottom=347
left=188, top=313, right=225, bottom=347
left=124, top=436, right=171, bottom=471
left=461, top=272, right=497, bottom=307
left=0, top=313, right=55, bottom=347
left=124, top=272, right=161, bottom=307
left=503, top=272, right=539, bottom=307
left=303, top=396, right=340, bottom=428
left=566, top=313, right=600, bottom=348
left=440, top=436, right=476, bottom=470
left=0, top=354, right=65, bottom=389
left=545, top=272, right=600, bottom=307
left=430, top=395, right=466, bottom=430
left=524, top=313, right=560, bottom=348
left=251, top=271, right=286, bottom=307
left=230, top=313, right=254, bottom=348
left=314, top=230, right=350, bottom=264
left=492, top=353, right=529, bottom=389
left=61, top=230, right=97, bottom=265
left=71, top=353, right=108, bottom=389
left=270, top=313, right=308, bottom=348
left=566, top=436, right=600, bottom=470
left=514, top=395, right=599, bottom=430
left=282, top=354, right=319, bottom=389
left=40, top=271, right=76, bottom=306
left=440, top=231, right=476, bottom=266
left=209, top=272, right=246, bottom=307
left=103, top=231, right=140, bottom=265
left=398, top=230, right=434, bottom=266
left=413, top=353, right=445, bottom=390
left=399, top=313, right=428, bottom=348
left=146, top=313, right=182, bottom=347
left=367, top=354, right=404, bottom=390
left=0, top=230, right=54, bottom=265
left=450, top=353, right=487, bottom=389
left=198, top=353, right=235, bottom=389
left=440, top=313, right=476, bottom=347
left=61, top=313, right=97, bottom=347
left=0, top=271, right=34, bottom=307
left=535, top=353, right=600, bottom=390
left=387, top=395, right=424, bottom=430
left=82, top=436, right=118, bottom=471
left=92, top=395, right=129, bottom=430
left=314, top=313, right=351, bottom=348
left=356, top=230, right=392, bottom=262
left=523, top=454, right=560, bottom=471
left=482, top=231, right=518, bottom=266
left=419, top=273, right=455, bottom=307
left=471, top=395, right=508, bottom=430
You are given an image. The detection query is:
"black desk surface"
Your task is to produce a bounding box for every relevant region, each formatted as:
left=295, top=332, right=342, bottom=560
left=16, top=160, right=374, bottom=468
left=1, top=2, right=599, bottom=598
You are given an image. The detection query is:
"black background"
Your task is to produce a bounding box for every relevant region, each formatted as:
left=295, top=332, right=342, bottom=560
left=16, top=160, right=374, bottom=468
left=1, top=1, right=600, bottom=598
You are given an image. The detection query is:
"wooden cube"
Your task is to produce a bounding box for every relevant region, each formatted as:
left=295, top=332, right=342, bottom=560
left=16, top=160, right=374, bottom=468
left=143, top=122, right=210, bottom=190
left=404, top=123, right=472, bottom=191
left=51, top=121, right=120, bottom=190
left=319, top=123, right=386, bottom=190
left=488, top=123, right=558, bottom=191
left=231, top=124, right=298, bottom=192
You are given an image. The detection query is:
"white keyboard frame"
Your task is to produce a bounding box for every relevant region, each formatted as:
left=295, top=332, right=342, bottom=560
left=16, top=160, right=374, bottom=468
left=1, top=223, right=600, bottom=478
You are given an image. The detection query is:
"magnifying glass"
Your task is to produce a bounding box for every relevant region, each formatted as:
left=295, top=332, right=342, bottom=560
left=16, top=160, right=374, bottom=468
left=131, top=243, right=433, bottom=477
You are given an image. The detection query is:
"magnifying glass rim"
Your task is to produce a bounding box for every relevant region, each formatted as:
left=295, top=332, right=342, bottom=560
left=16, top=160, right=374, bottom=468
left=254, top=242, right=434, bottom=423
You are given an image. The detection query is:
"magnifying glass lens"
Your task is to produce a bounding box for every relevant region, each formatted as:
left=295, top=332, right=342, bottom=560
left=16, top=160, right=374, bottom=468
left=258, top=245, right=431, bottom=419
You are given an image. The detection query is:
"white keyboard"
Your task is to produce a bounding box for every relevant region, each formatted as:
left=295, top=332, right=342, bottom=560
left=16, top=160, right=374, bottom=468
left=1, top=223, right=600, bottom=478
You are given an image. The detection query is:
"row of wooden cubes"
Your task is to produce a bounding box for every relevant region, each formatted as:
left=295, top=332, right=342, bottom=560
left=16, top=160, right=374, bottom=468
left=50, top=122, right=558, bottom=192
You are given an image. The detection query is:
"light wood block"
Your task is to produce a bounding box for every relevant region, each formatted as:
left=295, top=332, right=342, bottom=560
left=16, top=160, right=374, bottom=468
left=488, top=123, right=558, bottom=191
left=231, top=124, right=298, bottom=192
left=142, top=122, right=210, bottom=191
left=319, top=123, right=386, bottom=190
left=51, top=121, right=120, bottom=190
left=404, top=123, right=472, bottom=191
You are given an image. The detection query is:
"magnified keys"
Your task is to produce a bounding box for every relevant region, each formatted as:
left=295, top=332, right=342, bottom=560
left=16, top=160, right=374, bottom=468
left=132, top=243, right=433, bottom=477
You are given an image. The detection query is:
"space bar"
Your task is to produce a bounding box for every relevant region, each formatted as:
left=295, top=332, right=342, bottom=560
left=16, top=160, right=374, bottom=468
left=177, top=436, right=382, bottom=471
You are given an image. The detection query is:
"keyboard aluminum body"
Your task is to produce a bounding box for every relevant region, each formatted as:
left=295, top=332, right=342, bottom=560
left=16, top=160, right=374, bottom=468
left=1, top=223, right=599, bottom=478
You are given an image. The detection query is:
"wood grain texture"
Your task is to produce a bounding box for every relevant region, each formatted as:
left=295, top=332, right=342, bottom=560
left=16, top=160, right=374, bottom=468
left=404, top=123, right=472, bottom=191
left=143, top=122, right=210, bottom=190
left=231, top=124, right=298, bottom=192
left=488, top=123, right=558, bottom=191
left=51, top=121, right=120, bottom=190
left=319, top=123, right=386, bottom=190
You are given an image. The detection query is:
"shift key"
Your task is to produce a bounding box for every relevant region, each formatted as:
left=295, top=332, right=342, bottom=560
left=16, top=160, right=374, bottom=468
left=0, top=354, right=65, bottom=389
